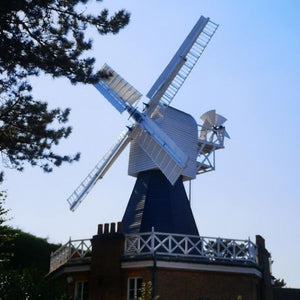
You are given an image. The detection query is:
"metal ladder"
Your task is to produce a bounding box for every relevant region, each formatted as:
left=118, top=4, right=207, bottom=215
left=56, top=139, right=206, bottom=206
left=67, top=130, right=130, bottom=211
left=160, top=20, right=219, bottom=106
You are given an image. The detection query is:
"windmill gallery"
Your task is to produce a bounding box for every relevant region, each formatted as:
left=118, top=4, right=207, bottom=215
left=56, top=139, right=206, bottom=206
left=47, top=16, right=294, bottom=300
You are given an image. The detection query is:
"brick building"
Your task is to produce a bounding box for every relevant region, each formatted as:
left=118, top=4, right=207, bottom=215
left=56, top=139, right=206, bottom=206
left=49, top=222, right=281, bottom=300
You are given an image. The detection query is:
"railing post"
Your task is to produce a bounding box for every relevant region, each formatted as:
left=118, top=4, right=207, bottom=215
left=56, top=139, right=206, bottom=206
left=136, top=233, right=140, bottom=253
left=68, top=237, right=72, bottom=260
left=233, top=240, right=236, bottom=260
left=255, top=243, right=259, bottom=263
left=80, top=240, right=83, bottom=258
left=124, top=235, right=127, bottom=254
left=247, top=238, right=250, bottom=261
left=248, top=239, right=257, bottom=263
left=217, top=238, right=220, bottom=257
left=151, top=227, right=155, bottom=253
left=200, top=236, right=204, bottom=256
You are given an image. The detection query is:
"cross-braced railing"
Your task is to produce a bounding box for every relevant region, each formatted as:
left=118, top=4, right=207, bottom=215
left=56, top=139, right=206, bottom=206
left=49, top=239, right=92, bottom=273
left=124, top=230, right=258, bottom=264
left=49, top=232, right=258, bottom=273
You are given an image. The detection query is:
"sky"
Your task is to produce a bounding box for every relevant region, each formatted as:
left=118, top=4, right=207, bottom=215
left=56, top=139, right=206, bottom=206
left=3, top=0, right=300, bottom=288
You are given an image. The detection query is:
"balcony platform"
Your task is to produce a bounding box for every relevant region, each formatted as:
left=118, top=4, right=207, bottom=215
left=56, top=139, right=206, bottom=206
left=49, top=230, right=259, bottom=275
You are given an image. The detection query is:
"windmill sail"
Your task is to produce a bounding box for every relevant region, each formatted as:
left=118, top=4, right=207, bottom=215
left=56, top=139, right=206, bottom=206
left=94, top=64, right=142, bottom=113
left=67, top=130, right=131, bottom=211
left=136, top=128, right=187, bottom=185
left=146, top=16, right=218, bottom=112
left=134, top=115, right=189, bottom=185
left=66, top=15, right=227, bottom=213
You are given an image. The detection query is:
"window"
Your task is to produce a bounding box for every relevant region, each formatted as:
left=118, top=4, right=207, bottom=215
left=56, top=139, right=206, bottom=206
left=127, top=277, right=142, bottom=300
left=74, top=281, right=88, bottom=300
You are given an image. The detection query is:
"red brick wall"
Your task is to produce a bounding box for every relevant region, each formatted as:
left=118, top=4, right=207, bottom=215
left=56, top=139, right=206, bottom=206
left=89, top=223, right=124, bottom=300
left=121, top=266, right=260, bottom=300
left=156, top=268, right=259, bottom=300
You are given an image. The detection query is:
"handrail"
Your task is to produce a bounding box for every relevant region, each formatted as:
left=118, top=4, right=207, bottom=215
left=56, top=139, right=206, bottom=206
left=124, top=231, right=258, bottom=264
left=49, top=238, right=92, bottom=273
left=49, top=232, right=258, bottom=273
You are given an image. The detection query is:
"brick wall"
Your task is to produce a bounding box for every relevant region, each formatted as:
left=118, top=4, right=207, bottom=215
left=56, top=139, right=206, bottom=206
left=156, top=268, right=259, bottom=300
left=273, top=287, right=300, bottom=300
left=89, top=222, right=124, bottom=300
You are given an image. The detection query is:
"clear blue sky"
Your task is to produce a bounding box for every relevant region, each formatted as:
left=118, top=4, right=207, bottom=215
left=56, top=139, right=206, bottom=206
left=3, top=0, right=300, bottom=287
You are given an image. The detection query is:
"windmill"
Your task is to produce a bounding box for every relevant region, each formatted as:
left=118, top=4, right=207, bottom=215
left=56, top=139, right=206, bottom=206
left=67, top=16, right=229, bottom=234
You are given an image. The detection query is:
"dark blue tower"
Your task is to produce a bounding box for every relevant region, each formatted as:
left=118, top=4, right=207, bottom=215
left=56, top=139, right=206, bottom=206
left=122, top=170, right=199, bottom=235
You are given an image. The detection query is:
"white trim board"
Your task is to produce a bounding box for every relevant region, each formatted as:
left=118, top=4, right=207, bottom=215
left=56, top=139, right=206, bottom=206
left=62, top=265, right=90, bottom=273
left=121, top=260, right=262, bottom=278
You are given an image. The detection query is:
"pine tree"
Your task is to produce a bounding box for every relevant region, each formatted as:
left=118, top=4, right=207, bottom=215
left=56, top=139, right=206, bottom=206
left=0, top=191, right=17, bottom=265
left=0, top=0, right=130, bottom=181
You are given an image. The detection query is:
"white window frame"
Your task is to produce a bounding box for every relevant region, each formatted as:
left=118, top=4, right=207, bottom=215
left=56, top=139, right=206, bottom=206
left=127, top=277, right=142, bottom=300
left=74, top=280, right=88, bottom=300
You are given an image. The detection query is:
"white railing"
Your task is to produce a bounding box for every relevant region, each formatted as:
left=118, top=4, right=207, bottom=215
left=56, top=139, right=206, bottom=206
left=49, top=239, right=92, bottom=273
left=124, top=231, right=258, bottom=264
left=49, top=232, right=258, bottom=273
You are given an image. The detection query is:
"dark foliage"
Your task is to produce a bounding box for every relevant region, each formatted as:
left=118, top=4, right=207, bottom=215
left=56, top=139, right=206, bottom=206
left=4, top=228, right=60, bottom=271
left=0, top=267, right=71, bottom=300
left=0, top=192, right=15, bottom=262
left=0, top=0, right=130, bottom=181
left=273, top=277, right=287, bottom=288
left=0, top=207, right=68, bottom=299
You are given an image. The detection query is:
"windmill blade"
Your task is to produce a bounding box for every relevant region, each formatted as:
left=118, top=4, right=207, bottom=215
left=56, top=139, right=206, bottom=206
left=94, top=64, right=142, bottom=114
left=215, top=114, right=227, bottom=127
left=67, top=130, right=131, bottom=211
left=135, top=115, right=188, bottom=185
left=222, top=128, right=230, bottom=139
left=146, top=16, right=218, bottom=113
left=199, top=119, right=212, bottom=140
left=200, top=110, right=216, bottom=126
